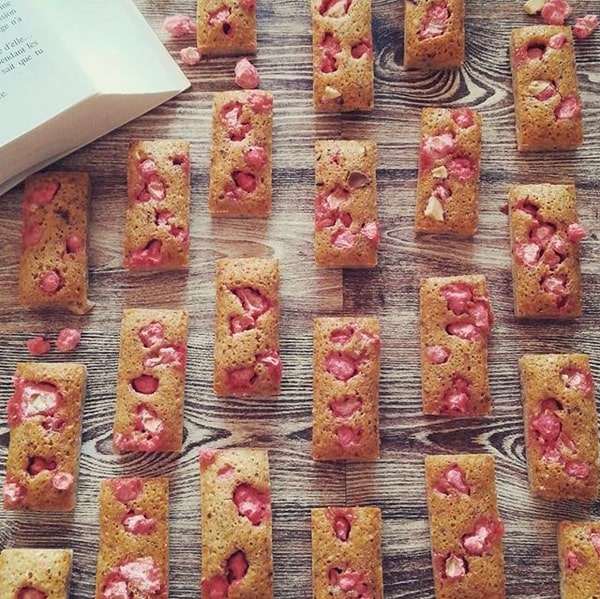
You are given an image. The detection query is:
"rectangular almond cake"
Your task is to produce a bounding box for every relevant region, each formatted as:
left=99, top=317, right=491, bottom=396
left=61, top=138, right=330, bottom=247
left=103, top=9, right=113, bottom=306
left=425, top=454, right=506, bottom=599
left=2, top=362, right=86, bottom=511
left=311, top=0, right=374, bottom=111
left=312, top=316, right=381, bottom=460
left=312, top=506, right=384, bottom=599
left=113, top=308, right=188, bottom=453
left=199, top=448, right=273, bottom=599
left=420, top=275, right=494, bottom=417
left=209, top=90, right=274, bottom=217
left=214, top=258, right=281, bottom=397
left=95, top=477, right=169, bottom=599
left=509, top=25, right=583, bottom=151
left=20, top=172, right=93, bottom=314
left=314, top=140, right=380, bottom=267
left=520, top=353, right=598, bottom=500
left=508, top=183, right=584, bottom=319
left=415, top=107, right=482, bottom=237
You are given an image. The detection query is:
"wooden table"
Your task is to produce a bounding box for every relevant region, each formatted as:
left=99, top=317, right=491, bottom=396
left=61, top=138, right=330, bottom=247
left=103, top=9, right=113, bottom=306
left=1, top=1, right=599, bottom=597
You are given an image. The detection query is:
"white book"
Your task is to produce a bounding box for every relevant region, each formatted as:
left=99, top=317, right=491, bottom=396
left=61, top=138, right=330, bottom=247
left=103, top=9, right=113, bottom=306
left=0, top=0, right=190, bottom=196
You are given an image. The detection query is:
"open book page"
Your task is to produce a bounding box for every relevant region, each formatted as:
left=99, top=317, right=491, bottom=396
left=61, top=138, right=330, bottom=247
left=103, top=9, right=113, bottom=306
left=0, top=0, right=190, bottom=196
left=34, top=0, right=190, bottom=95
left=0, top=0, right=95, bottom=146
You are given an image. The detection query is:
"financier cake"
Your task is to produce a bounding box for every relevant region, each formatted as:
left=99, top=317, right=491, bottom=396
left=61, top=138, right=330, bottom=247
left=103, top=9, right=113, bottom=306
left=0, top=548, right=73, bottom=598
left=314, top=140, right=380, bottom=267
left=508, top=183, right=584, bottom=319
left=420, top=275, right=494, bottom=417
left=2, top=362, right=86, bottom=511
left=19, top=171, right=93, bottom=314
left=214, top=258, right=281, bottom=397
left=509, top=25, right=583, bottom=151
left=404, top=0, right=465, bottom=70
left=95, top=477, right=169, bottom=599
left=209, top=90, right=273, bottom=217
left=313, top=316, right=381, bottom=460
left=200, top=448, right=273, bottom=599
left=415, top=107, right=482, bottom=237
left=520, top=353, right=598, bottom=500
left=197, top=0, right=257, bottom=55
left=425, top=454, right=506, bottom=599
left=311, top=0, right=374, bottom=111
left=113, top=308, right=188, bottom=453
left=312, top=506, right=384, bottom=599
left=125, top=140, right=191, bottom=270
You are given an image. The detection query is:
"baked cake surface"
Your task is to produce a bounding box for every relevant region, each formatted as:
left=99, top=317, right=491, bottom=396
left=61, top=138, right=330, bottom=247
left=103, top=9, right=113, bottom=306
left=312, top=506, right=384, bottom=599
left=420, top=275, right=494, bottom=417
left=508, top=183, right=583, bottom=319
left=313, top=316, right=381, bottom=460
left=315, top=140, right=380, bottom=267
left=520, top=353, right=598, bottom=500
left=2, top=362, right=86, bottom=511
left=200, top=448, right=273, bottom=599
left=20, top=172, right=93, bottom=314
left=510, top=25, right=583, bottom=151
left=214, top=258, right=281, bottom=397
left=425, top=454, right=506, bottom=599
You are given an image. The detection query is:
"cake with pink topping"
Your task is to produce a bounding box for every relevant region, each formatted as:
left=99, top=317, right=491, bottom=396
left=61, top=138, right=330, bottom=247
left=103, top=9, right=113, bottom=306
left=425, top=454, right=506, bottom=599
left=314, top=140, right=380, bottom=267
left=312, top=506, right=383, bottom=599
left=420, top=275, right=493, bottom=417
left=510, top=26, right=583, bottom=151
left=200, top=448, right=273, bottom=599
left=124, top=140, right=191, bottom=270
left=209, top=90, right=273, bottom=216
left=415, top=107, right=482, bottom=237
left=520, top=354, right=598, bottom=500
left=2, top=362, right=86, bottom=512
left=508, top=184, right=584, bottom=319
left=95, top=477, right=169, bottom=599
left=197, top=0, right=256, bottom=56
left=404, top=0, right=465, bottom=70
left=0, top=548, right=73, bottom=598
left=313, top=317, right=380, bottom=460
left=19, top=172, right=93, bottom=315
left=113, top=309, right=188, bottom=453
left=214, top=258, right=281, bottom=397
left=557, top=520, right=600, bottom=598
left=311, top=0, right=373, bottom=111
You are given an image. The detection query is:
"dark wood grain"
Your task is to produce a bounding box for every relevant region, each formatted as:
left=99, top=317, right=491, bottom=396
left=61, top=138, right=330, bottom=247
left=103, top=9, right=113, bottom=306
left=1, top=0, right=599, bottom=597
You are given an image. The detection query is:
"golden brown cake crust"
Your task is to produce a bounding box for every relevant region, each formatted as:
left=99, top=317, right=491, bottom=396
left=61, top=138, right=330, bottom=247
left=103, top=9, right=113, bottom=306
left=95, top=478, right=169, bottom=599
left=557, top=520, right=600, bottom=599
left=404, top=0, right=465, bottom=70
left=214, top=258, right=281, bottom=397
left=314, top=140, right=379, bottom=267
left=0, top=548, right=73, bottom=598
left=19, top=171, right=93, bottom=315
left=113, top=308, right=188, bottom=453
left=197, top=0, right=257, bottom=55
left=311, top=506, right=384, bottom=599
left=420, top=275, right=493, bottom=417
left=200, top=448, right=273, bottom=599
left=425, top=454, right=506, bottom=599
left=508, top=184, right=582, bottom=319
left=510, top=26, right=583, bottom=151
left=3, top=362, right=86, bottom=512
left=311, top=0, right=374, bottom=112
left=209, top=90, right=273, bottom=217
left=520, top=354, right=598, bottom=500
left=312, top=317, right=380, bottom=460
left=125, top=140, right=191, bottom=271
left=415, top=107, right=482, bottom=237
